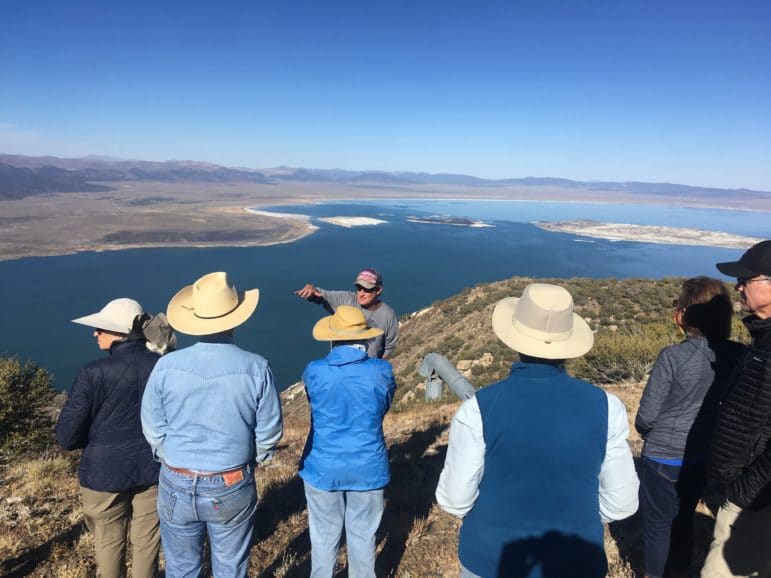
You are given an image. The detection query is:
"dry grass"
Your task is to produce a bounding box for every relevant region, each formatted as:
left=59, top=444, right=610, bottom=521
left=0, top=377, right=719, bottom=577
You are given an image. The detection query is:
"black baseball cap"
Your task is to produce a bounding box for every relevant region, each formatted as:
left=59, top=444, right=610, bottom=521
left=716, top=240, right=771, bottom=278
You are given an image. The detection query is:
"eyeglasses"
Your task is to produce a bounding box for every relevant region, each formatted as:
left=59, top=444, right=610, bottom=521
left=355, top=284, right=378, bottom=293
left=737, top=276, right=771, bottom=287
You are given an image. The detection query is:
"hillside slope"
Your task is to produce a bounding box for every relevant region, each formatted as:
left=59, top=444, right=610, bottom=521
left=1, top=276, right=746, bottom=577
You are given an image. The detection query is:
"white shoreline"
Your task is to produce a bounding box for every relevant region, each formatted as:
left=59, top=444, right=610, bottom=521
left=245, top=207, right=314, bottom=222
left=536, top=220, right=761, bottom=249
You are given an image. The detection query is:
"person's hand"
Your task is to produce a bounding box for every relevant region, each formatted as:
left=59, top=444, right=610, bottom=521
left=295, top=284, right=322, bottom=299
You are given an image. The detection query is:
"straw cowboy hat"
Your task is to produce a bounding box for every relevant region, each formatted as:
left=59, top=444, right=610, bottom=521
left=72, top=298, right=144, bottom=334
left=313, top=305, right=384, bottom=342
left=167, top=272, right=259, bottom=335
left=492, top=283, right=593, bottom=359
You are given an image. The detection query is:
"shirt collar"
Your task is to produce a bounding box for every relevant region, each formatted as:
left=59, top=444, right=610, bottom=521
left=509, top=360, right=567, bottom=376
left=198, top=333, right=234, bottom=345
left=326, top=345, right=369, bottom=365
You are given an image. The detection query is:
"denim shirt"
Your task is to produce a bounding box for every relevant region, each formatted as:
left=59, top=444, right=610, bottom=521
left=141, top=335, right=283, bottom=471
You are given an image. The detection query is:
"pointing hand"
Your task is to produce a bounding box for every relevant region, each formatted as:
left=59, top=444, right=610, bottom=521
left=295, top=284, right=322, bottom=299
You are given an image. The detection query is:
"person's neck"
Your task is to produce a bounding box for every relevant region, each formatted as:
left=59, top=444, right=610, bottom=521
left=755, top=307, right=771, bottom=320
left=200, top=331, right=234, bottom=344
left=362, top=300, right=381, bottom=311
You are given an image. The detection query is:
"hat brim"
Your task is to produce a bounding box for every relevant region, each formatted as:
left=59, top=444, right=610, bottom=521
left=167, top=285, right=259, bottom=336
left=71, top=312, right=129, bottom=334
left=716, top=260, right=758, bottom=278
left=312, top=316, right=384, bottom=342
left=354, top=280, right=379, bottom=289
left=492, top=297, right=594, bottom=360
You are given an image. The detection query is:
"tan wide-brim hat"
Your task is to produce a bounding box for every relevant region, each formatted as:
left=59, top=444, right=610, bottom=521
left=167, top=272, right=259, bottom=336
left=492, top=283, right=593, bottom=360
left=313, top=305, right=384, bottom=342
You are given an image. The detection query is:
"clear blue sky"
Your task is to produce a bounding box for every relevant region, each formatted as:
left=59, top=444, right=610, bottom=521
left=2, top=1, right=770, bottom=190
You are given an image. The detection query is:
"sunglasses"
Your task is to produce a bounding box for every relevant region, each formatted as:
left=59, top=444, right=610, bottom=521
left=355, top=284, right=378, bottom=293
left=737, top=276, right=771, bottom=286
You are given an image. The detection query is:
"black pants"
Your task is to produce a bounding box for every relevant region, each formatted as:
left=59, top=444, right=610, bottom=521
left=640, top=457, right=706, bottom=578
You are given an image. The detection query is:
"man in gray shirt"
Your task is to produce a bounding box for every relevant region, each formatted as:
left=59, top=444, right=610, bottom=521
left=295, top=267, right=398, bottom=359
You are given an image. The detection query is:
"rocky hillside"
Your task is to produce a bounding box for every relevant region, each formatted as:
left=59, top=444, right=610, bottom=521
left=1, top=276, right=747, bottom=577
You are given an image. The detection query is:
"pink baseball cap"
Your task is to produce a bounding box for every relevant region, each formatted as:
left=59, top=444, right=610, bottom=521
left=354, top=268, right=383, bottom=289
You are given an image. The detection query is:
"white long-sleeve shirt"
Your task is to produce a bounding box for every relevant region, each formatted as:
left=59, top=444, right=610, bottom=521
left=435, top=392, right=639, bottom=523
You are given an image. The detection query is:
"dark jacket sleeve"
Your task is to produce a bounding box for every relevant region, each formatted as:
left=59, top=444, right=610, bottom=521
left=55, top=368, right=94, bottom=450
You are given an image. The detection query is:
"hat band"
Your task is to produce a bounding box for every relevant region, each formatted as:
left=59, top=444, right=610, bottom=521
left=327, top=325, right=371, bottom=337
left=513, top=317, right=572, bottom=343
left=186, top=298, right=241, bottom=320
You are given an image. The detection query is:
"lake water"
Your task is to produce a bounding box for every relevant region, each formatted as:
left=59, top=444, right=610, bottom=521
left=1, top=199, right=768, bottom=391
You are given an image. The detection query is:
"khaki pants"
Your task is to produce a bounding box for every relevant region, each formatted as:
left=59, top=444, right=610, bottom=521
left=81, top=485, right=160, bottom=578
left=701, top=501, right=771, bottom=578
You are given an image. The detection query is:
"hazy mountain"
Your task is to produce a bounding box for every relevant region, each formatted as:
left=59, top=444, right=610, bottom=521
left=0, top=154, right=271, bottom=199
left=1, top=153, right=769, bottom=200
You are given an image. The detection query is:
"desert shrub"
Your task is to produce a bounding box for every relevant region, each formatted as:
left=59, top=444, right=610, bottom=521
left=568, top=321, right=680, bottom=384
left=732, top=315, right=751, bottom=344
left=0, top=356, right=56, bottom=459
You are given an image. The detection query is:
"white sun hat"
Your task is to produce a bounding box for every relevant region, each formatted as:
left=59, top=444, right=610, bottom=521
left=72, top=298, right=144, bottom=334
left=491, top=283, right=593, bottom=360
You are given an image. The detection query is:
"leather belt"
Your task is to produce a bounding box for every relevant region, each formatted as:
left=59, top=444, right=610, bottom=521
left=164, top=463, right=246, bottom=478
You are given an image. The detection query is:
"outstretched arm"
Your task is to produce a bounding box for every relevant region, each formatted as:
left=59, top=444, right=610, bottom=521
left=295, top=283, right=322, bottom=300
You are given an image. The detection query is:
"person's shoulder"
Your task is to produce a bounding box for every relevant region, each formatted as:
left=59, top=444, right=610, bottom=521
left=366, top=356, right=394, bottom=373
left=473, top=375, right=513, bottom=400
left=224, top=344, right=270, bottom=369
left=711, top=338, right=747, bottom=358
left=304, top=357, right=327, bottom=371
left=659, top=338, right=694, bottom=357
left=76, top=356, right=110, bottom=379
left=379, top=300, right=397, bottom=317
left=152, top=346, right=185, bottom=366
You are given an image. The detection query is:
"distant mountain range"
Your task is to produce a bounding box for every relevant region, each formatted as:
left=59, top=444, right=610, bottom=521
left=0, top=153, right=768, bottom=200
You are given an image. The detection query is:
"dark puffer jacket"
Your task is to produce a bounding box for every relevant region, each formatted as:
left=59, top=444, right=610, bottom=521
left=56, top=339, right=161, bottom=492
left=707, top=315, right=771, bottom=509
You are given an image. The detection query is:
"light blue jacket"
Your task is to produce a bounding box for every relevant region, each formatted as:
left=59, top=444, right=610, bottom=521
left=299, top=345, right=396, bottom=491
left=141, top=335, right=283, bottom=471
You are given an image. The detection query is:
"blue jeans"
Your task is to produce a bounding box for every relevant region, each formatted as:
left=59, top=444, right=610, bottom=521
left=303, top=481, right=384, bottom=578
left=157, top=464, right=257, bottom=578
left=640, top=457, right=705, bottom=578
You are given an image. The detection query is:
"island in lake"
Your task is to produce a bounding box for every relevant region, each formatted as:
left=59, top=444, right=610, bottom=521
left=318, top=216, right=387, bottom=227
left=406, top=215, right=492, bottom=227
left=536, top=220, right=760, bottom=249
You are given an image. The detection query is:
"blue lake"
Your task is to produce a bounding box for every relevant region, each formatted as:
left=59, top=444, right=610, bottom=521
left=1, top=199, right=767, bottom=391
